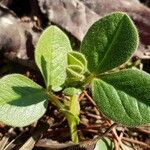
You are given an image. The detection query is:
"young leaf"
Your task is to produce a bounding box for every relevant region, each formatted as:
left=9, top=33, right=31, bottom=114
left=94, top=138, right=114, bottom=150
left=0, top=74, right=48, bottom=127
left=63, top=87, right=82, bottom=96
left=66, top=67, right=84, bottom=80
left=35, top=26, right=72, bottom=91
left=67, top=65, right=84, bottom=74
left=67, top=51, right=87, bottom=73
left=80, top=12, right=139, bottom=74
left=92, top=69, right=150, bottom=126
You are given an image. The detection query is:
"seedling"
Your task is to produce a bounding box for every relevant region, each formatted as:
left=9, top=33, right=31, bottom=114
left=0, top=12, right=150, bottom=144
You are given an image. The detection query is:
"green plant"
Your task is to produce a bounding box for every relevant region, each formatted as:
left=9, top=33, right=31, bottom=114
left=0, top=12, right=150, bottom=144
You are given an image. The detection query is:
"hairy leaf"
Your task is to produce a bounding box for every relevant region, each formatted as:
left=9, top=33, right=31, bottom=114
left=66, top=67, right=84, bottom=81
left=67, top=51, right=87, bottom=73
left=67, top=65, right=83, bottom=74
left=80, top=12, right=139, bottom=74
left=63, top=87, right=82, bottom=96
left=0, top=74, right=48, bottom=127
left=94, top=138, right=114, bottom=150
left=35, top=26, right=72, bottom=91
left=92, top=69, right=150, bottom=126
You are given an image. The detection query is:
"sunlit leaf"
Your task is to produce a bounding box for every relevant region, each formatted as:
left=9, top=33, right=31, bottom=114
left=0, top=74, right=48, bottom=127
left=35, top=26, right=72, bottom=91
left=81, top=12, right=138, bottom=74
left=92, top=69, right=150, bottom=126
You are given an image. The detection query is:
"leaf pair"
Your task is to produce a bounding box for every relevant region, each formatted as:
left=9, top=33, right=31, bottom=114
left=66, top=52, right=87, bottom=85
left=81, top=12, right=150, bottom=126
left=0, top=26, right=72, bottom=127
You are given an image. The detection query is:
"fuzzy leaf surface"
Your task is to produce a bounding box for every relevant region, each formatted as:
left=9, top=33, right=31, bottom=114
left=66, top=67, right=84, bottom=81
left=67, top=51, right=87, bottom=73
left=94, top=138, right=114, bottom=150
left=80, top=12, right=138, bottom=74
left=0, top=74, right=48, bottom=127
left=92, top=69, right=150, bottom=126
left=35, top=26, right=72, bottom=91
left=63, top=87, right=82, bottom=96
left=67, top=65, right=83, bottom=74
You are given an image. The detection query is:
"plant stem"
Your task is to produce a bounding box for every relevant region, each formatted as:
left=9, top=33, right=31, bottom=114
left=47, top=91, right=80, bottom=143
left=70, top=94, right=80, bottom=116
left=68, top=118, right=79, bottom=143
left=83, top=73, right=95, bottom=85
left=68, top=94, right=80, bottom=143
left=47, top=92, right=65, bottom=110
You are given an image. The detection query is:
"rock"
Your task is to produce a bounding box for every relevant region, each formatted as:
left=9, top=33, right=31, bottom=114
left=38, top=0, right=99, bottom=41
left=38, top=0, right=150, bottom=58
left=82, top=0, right=150, bottom=46
left=0, top=4, right=41, bottom=68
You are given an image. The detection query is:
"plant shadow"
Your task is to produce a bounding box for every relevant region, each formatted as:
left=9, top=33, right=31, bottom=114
left=8, top=86, right=48, bottom=107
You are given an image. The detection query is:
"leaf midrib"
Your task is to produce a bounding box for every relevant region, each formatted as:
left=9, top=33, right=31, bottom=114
left=94, top=78, right=145, bottom=123
left=97, top=15, right=126, bottom=73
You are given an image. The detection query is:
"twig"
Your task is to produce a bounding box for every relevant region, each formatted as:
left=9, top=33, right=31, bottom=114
left=79, top=91, right=85, bottom=101
left=122, top=137, right=150, bottom=149
left=20, top=123, right=50, bottom=150
left=81, top=124, right=108, bottom=129
left=135, top=127, right=150, bottom=134
left=111, top=126, right=126, bottom=150
left=83, top=91, right=96, bottom=106
left=113, top=138, right=119, bottom=150
left=86, top=112, right=101, bottom=120
left=80, top=123, right=118, bottom=148
left=3, top=132, right=24, bottom=150
left=107, top=120, right=125, bottom=150
left=0, top=128, right=14, bottom=150
left=36, top=123, right=118, bottom=149
left=81, top=129, right=99, bottom=134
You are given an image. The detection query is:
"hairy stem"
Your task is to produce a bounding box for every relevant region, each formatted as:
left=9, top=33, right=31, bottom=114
left=47, top=91, right=80, bottom=143
left=47, top=92, right=65, bottom=109
left=68, top=94, right=80, bottom=143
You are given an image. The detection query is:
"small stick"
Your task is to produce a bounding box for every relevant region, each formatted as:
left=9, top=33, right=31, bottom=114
left=3, top=132, right=24, bottom=150
left=0, top=128, right=15, bottom=150
left=83, top=91, right=97, bottom=106
left=80, top=123, right=118, bottom=148
left=36, top=123, right=118, bottom=149
left=122, top=137, right=150, bottom=149
left=113, top=138, right=119, bottom=150
left=79, top=91, right=85, bottom=101
left=86, top=113, right=101, bottom=120
left=135, top=127, right=150, bottom=134
left=111, top=126, right=126, bottom=150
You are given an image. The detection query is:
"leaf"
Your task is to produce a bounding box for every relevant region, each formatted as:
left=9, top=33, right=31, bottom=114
left=94, top=138, right=114, bottom=150
left=66, top=67, right=84, bottom=80
left=0, top=74, right=48, bottom=127
left=35, top=26, right=72, bottom=91
left=63, top=87, right=82, bottom=96
left=67, top=65, right=83, bottom=74
left=67, top=51, right=87, bottom=73
left=92, top=69, right=150, bottom=126
left=80, top=12, right=139, bottom=74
